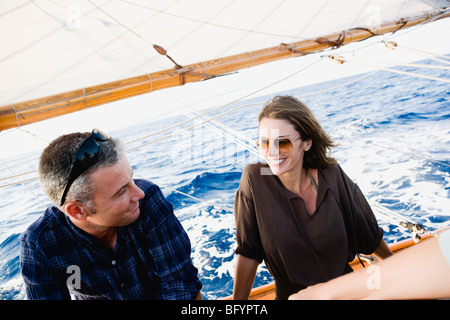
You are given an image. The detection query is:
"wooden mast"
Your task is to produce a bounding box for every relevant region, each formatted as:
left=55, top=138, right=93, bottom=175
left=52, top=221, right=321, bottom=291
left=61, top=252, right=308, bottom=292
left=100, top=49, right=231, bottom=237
left=1, top=11, right=447, bottom=131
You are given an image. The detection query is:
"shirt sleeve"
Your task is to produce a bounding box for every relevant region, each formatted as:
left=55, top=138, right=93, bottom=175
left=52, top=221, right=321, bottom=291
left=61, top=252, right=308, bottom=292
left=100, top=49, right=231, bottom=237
left=139, top=181, right=202, bottom=300
left=20, top=234, right=71, bottom=300
left=234, top=165, right=265, bottom=263
left=337, top=166, right=383, bottom=255
left=351, top=184, right=384, bottom=254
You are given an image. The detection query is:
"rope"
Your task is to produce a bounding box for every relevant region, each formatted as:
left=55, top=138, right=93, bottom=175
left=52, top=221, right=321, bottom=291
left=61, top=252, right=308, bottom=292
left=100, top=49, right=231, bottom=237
left=0, top=169, right=37, bottom=182
left=364, top=65, right=450, bottom=83
left=393, top=44, right=450, bottom=62
left=370, top=201, right=437, bottom=242
left=147, top=73, right=153, bottom=91
left=163, top=91, right=259, bottom=155
left=0, top=159, right=46, bottom=209
left=430, top=57, right=450, bottom=65
left=87, top=0, right=154, bottom=48
left=183, top=111, right=260, bottom=157
left=125, top=101, right=260, bottom=152
left=386, top=62, right=450, bottom=70
left=328, top=125, right=450, bottom=169
left=329, top=55, right=450, bottom=84
left=161, top=185, right=233, bottom=213
left=82, top=88, right=87, bottom=109
left=10, top=104, right=21, bottom=128
left=119, top=0, right=310, bottom=41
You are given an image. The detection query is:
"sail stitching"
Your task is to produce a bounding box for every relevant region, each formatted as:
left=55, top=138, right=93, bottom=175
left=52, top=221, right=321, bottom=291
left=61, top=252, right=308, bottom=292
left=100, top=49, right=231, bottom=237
left=10, top=104, right=21, bottom=128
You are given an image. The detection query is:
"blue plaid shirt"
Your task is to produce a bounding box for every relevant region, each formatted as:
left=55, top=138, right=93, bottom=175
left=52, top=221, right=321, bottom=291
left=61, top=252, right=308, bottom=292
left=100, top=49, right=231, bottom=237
left=20, top=179, right=202, bottom=300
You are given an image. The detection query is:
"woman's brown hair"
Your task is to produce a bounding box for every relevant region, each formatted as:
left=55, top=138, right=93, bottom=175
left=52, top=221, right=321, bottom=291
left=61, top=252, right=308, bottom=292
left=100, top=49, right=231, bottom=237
left=258, top=95, right=337, bottom=169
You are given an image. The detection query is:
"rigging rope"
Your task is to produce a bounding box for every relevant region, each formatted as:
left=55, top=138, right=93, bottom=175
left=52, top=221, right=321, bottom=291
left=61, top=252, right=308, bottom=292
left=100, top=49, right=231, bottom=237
left=0, top=159, right=46, bottom=209
left=370, top=201, right=438, bottom=242
left=119, top=0, right=311, bottom=41
left=159, top=185, right=234, bottom=214
left=327, top=55, right=450, bottom=83
left=390, top=43, right=450, bottom=62
left=163, top=91, right=260, bottom=156
left=87, top=0, right=154, bottom=48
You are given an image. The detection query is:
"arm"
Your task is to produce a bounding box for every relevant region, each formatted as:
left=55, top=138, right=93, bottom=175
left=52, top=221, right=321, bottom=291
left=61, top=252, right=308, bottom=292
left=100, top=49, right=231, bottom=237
left=140, top=182, right=202, bottom=300
left=154, top=213, right=202, bottom=300
left=20, top=237, right=71, bottom=300
left=233, top=166, right=266, bottom=299
left=373, top=238, right=394, bottom=260
left=232, top=254, right=260, bottom=300
left=289, top=235, right=450, bottom=300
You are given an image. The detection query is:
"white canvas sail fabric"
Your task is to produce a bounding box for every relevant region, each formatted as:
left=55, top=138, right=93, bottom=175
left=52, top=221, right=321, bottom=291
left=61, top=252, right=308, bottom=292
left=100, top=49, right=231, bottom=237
left=0, top=0, right=446, bottom=106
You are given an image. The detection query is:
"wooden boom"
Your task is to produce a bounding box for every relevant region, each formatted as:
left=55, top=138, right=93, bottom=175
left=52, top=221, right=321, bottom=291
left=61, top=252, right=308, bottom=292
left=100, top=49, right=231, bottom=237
left=1, top=11, right=448, bottom=131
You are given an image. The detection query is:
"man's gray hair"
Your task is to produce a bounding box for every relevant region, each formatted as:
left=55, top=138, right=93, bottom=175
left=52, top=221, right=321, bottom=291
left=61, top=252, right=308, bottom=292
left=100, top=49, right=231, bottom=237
left=39, top=131, right=124, bottom=211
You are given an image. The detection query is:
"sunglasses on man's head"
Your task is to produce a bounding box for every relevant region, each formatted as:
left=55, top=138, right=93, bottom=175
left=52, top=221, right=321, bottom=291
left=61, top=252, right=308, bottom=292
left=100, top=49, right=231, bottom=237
left=60, top=129, right=109, bottom=206
left=256, top=137, right=301, bottom=153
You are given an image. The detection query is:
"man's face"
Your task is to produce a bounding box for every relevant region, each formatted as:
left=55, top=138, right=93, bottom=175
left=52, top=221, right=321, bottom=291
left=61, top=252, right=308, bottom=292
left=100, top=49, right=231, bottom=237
left=85, top=155, right=145, bottom=229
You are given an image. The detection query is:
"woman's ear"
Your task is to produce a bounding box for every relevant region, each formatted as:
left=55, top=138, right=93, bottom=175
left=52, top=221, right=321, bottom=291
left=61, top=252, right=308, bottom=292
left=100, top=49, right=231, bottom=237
left=64, top=201, right=88, bottom=221
left=303, top=139, right=312, bottom=151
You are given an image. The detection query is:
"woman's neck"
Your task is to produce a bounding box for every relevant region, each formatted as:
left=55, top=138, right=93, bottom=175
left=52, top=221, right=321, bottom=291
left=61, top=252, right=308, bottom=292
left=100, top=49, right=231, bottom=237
left=278, top=165, right=305, bottom=195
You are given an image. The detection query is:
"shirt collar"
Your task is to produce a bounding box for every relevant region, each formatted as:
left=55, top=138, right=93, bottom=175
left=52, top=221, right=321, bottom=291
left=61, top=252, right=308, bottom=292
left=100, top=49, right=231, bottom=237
left=62, top=211, right=100, bottom=246
left=275, top=169, right=329, bottom=205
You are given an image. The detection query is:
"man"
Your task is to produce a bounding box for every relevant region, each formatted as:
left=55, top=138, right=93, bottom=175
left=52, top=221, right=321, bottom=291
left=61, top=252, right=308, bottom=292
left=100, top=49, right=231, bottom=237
left=20, top=129, right=202, bottom=300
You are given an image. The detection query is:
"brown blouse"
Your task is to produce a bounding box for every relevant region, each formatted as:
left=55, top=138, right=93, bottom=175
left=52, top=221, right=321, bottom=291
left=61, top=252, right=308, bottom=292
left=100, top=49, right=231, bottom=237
left=234, top=163, right=383, bottom=299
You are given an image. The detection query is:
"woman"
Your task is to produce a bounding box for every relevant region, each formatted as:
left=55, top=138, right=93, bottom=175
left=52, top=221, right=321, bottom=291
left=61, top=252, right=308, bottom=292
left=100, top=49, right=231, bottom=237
left=233, top=96, right=393, bottom=300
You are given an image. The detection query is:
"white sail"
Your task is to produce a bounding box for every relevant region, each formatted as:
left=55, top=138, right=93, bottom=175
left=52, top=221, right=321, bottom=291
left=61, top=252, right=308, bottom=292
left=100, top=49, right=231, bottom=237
left=1, top=0, right=447, bottom=105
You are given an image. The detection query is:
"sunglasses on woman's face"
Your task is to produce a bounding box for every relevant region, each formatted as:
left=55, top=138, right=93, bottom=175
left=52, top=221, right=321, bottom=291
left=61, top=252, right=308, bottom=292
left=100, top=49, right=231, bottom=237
left=256, top=137, right=301, bottom=153
left=60, top=129, right=109, bottom=206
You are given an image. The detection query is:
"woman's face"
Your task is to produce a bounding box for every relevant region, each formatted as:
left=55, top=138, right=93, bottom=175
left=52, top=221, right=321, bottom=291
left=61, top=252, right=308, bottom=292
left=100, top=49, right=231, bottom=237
left=258, top=117, right=311, bottom=176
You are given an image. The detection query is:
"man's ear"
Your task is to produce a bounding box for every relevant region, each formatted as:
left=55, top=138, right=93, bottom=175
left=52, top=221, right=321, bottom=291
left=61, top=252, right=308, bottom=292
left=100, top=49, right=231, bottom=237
left=64, top=201, right=88, bottom=221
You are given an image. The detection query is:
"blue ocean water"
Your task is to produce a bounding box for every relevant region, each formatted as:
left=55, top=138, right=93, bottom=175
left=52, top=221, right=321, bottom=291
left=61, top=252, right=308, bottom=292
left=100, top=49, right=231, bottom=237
left=0, top=56, right=449, bottom=300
